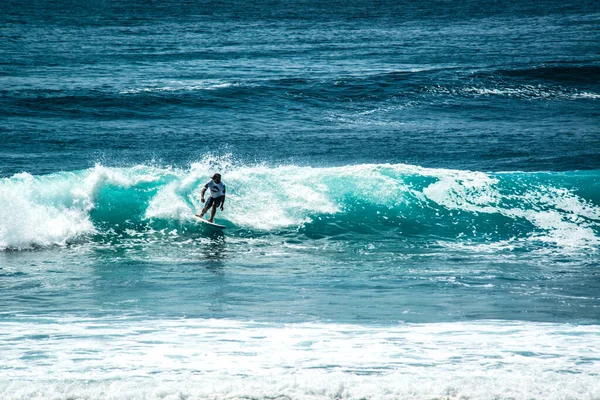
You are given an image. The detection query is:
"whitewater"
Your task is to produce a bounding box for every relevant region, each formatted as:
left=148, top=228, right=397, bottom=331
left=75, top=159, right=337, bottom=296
left=2, top=319, right=599, bottom=400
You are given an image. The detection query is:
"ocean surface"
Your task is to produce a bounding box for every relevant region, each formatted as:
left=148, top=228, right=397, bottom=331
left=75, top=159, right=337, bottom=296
left=1, top=0, right=599, bottom=399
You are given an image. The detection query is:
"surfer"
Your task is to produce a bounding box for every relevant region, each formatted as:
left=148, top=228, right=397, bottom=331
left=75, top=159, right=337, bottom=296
left=196, top=173, right=226, bottom=223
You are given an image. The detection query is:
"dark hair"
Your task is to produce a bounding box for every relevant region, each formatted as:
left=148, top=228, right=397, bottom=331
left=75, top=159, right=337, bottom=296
left=212, top=173, right=221, bottom=180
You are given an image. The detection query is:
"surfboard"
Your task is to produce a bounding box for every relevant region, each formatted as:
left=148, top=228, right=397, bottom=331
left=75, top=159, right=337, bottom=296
left=195, top=215, right=226, bottom=229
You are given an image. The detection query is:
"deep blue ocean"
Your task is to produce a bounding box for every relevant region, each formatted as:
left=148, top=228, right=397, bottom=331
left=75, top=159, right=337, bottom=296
left=1, top=0, right=599, bottom=399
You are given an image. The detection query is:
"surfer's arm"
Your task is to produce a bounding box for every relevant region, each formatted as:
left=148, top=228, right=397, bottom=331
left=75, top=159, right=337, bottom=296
left=220, top=187, right=226, bottom=210
left=200, top=187, right=207, bottom=202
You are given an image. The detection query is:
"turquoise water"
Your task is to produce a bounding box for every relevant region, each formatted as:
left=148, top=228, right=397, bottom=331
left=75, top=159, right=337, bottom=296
left=1, top=0, right=599, bottom=398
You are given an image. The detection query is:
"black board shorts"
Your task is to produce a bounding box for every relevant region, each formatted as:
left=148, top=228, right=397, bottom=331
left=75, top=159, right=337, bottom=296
left=205, top=195, right=224, bottom=208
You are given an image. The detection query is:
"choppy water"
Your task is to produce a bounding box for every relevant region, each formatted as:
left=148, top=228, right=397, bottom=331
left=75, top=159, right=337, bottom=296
left=1, top=0, right=599, bottom=399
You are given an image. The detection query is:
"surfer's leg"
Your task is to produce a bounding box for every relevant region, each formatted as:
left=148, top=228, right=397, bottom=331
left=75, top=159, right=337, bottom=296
left=208, top=204, right=217, bottom=222
left=195, top=205, right=208, bottom=218
left=196, top=198, right=213, bottom=218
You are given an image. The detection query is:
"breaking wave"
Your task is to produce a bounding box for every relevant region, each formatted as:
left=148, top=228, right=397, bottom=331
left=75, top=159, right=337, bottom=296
left=1, top=157, right=598, bottom=250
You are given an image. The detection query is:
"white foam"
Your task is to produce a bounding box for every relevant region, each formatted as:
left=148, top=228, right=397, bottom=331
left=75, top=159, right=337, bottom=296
left=420, top=168, right=600, bottom=248
left=0, top=318, right=598, bottom=399
left=0, top=164, right=165, bottom=250
left=119, top=79, right=239, bottom=94
left=428, top=85, right=600, bottom=100
left=0, top=172, right=95, bottom=249
left=222, top=165, right=339, bottom=230
left=145, top=181, right=193, bottom=222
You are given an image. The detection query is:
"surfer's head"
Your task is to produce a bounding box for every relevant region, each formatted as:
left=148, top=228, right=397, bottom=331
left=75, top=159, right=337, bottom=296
left=212, top=173, right=222, bottom=183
